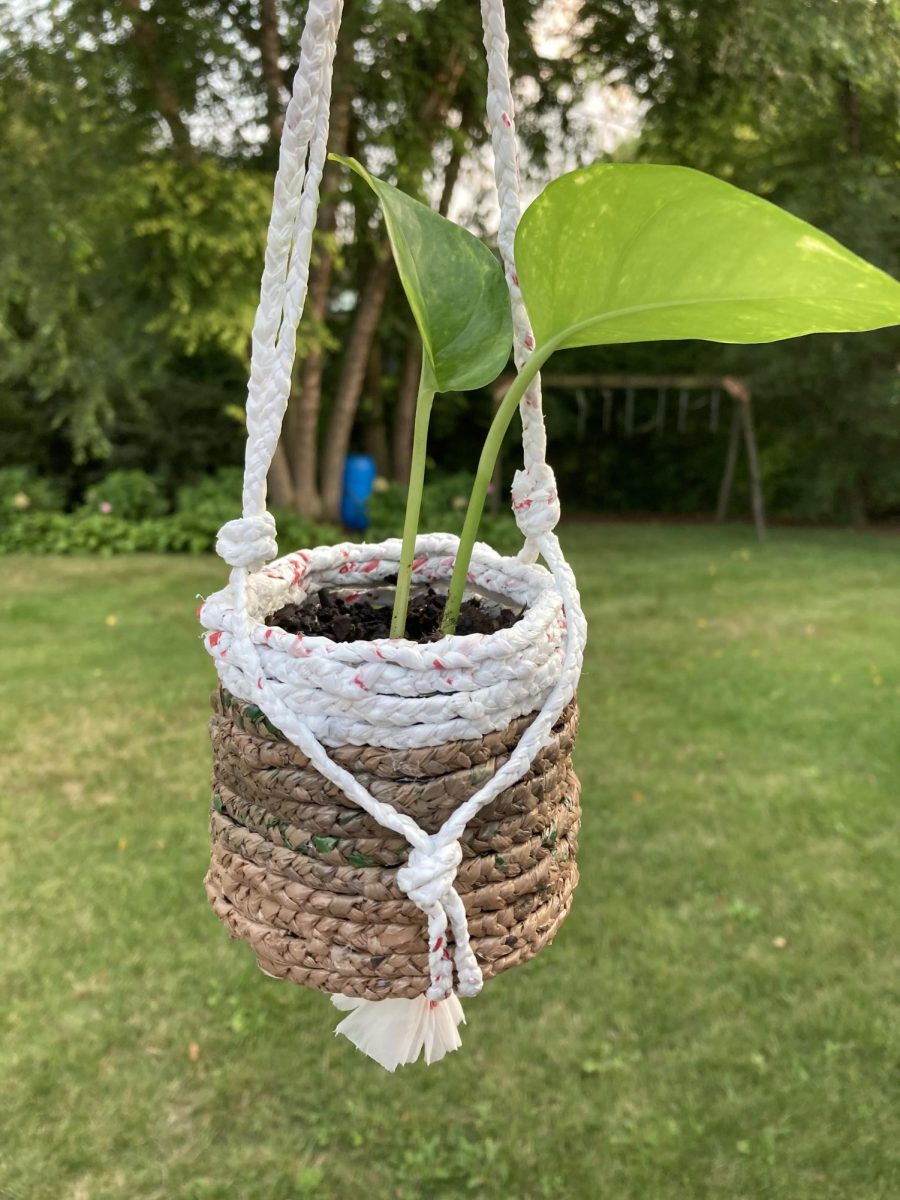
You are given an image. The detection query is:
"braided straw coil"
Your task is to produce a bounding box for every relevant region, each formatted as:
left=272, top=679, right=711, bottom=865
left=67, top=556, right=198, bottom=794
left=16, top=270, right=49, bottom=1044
left=204, top=689, right=580, bottom=1000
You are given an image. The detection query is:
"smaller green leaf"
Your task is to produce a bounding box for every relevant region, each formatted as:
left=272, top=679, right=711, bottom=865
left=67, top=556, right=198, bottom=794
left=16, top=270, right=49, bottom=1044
left=331, top=155, right=513, bottom=392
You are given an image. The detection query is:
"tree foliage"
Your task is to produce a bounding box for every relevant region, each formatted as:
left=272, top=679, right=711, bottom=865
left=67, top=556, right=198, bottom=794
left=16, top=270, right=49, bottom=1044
left=0, top=0, right=577, bottom=508
left=576, top=0, right=900, bottom=519
left=1, top=0, right=898, bottom=522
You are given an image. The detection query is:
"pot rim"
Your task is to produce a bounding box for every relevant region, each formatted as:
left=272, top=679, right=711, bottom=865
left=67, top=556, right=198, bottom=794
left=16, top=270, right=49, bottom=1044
left=201, top=532, right=564, bottom=666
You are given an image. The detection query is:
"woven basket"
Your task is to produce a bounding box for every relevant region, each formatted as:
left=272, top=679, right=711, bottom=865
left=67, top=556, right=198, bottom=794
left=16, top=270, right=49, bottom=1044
left=199, top=534, right=585, bottom=1023
left=205, top=688, right=580, bottom=1000
left=198, top=0, right=588, bottom=1065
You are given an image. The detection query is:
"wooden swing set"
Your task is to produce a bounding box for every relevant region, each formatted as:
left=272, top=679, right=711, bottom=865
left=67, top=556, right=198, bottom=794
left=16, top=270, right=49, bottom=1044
left=493, top=372, right=767, bottom=541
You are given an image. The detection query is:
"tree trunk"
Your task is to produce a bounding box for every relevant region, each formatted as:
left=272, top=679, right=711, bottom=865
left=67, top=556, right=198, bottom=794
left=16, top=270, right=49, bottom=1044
left=846, top=482, right=868, bottom=525
left=320, top=251, right=394, bottom=521
left=362, top=340, right=391, bottom=476
left=392, top=333, right=422, bottom=485
left=279, top=20, right=356, bottom=517
left=122, top=0, right=198, bottom=163
left=438, top=138, right=464, bottom=217
left=285, top=353, right=327, bottom=517
left=418, top=53, right=465, bottom=126
left=840, top=78, right=862, bottom=155
left=318, top=42, right=465, bottom=518
left=267, top=441, right=296, bottom=509
left=258, top=0, right=286, bottom=145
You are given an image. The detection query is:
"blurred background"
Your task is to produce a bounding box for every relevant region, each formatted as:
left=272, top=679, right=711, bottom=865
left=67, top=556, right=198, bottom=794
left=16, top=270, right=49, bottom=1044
left=1, top=0, right=898, bottom=544
left=2, top=4, right=900, bottom=1199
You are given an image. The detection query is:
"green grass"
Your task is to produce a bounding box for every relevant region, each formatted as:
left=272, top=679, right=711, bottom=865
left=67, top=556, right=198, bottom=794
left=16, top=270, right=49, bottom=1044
left=1, top=524, right=898, bottom=1200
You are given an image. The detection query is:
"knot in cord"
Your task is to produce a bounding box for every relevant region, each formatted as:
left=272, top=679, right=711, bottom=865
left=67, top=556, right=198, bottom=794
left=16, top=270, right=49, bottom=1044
left=397, top=838, right=482, bottom=1000
left=216, top=512, right=278, bottom=570
left=511, top=462, right=560, bottom=539
left=396, top=838, right=462, bottom=909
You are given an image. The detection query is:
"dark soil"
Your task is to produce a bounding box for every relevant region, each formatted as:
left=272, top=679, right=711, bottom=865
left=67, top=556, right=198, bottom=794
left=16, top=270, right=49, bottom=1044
left=267, top=587, right=522, bottom=643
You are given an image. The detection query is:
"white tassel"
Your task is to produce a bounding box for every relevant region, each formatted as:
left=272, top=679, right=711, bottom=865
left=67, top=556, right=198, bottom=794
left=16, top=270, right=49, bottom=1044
left=332, top=993, right=466, bottom=1071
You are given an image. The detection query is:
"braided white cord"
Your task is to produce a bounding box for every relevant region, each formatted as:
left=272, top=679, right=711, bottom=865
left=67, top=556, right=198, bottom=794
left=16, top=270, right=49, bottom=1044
left=246, top=9, right=340, bottom=517
left=204, top=535, right=567, bottom=739
left=437, top=537, right=584, bottom=844
left=220, top=0, right=343, bottom=561
left=480, top=0, right=550, bottom=566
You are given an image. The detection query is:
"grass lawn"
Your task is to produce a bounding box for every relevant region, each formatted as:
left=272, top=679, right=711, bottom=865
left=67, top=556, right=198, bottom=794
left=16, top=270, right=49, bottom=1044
left=1, top=524, right=898, bottom=1200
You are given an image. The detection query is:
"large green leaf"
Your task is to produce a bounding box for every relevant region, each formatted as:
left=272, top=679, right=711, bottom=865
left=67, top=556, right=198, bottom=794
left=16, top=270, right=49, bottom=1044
left=516, top=163, right=900, bottom=350
left=331, top=155, right=512, bottom=391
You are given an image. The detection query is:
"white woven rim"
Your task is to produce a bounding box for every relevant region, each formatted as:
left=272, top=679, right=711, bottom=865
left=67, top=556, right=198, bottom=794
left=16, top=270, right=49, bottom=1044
left=201, top=534, right=566, bottom=749
left=202, top=0, right=589, bottom=1003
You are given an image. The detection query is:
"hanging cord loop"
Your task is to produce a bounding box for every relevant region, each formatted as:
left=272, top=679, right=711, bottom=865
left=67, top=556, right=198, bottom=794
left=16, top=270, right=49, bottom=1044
left=480, top=0, right=551, bottom=560
left=206, top=0, right=588, bottom=1060
left=234, top=0, right=345, bottom=542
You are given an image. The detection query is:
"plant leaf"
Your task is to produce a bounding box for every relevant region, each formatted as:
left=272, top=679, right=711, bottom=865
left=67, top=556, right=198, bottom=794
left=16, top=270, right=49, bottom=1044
left=331, top=155, right=512, bottom=391
left=516, top=163, right=900, bottom=350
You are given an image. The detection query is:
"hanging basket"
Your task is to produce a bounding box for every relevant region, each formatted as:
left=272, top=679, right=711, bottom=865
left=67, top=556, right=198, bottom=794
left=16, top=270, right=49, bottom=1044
left=197, top=0, right=588, bottom=1068
left=201, top=538, right=580, bottom=1003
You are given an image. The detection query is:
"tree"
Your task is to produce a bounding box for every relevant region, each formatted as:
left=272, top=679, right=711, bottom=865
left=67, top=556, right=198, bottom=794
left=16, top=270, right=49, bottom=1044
left=0, top=0, right=590, bottom=517
left=574, top=0, right=900, bottom=520
left=272, top=0, right=587, bottom=519
left=0, top=2, right=271, bottom=477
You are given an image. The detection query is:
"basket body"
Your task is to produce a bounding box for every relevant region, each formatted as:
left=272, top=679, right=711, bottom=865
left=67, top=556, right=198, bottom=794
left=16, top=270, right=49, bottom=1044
left=205, top=690, right=580, bottom=999
left=200, top=537, right=581, bottom=999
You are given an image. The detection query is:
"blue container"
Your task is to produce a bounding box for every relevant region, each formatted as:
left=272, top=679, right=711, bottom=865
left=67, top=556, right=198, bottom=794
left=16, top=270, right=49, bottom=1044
left=341, top=454, right=377, bottom=531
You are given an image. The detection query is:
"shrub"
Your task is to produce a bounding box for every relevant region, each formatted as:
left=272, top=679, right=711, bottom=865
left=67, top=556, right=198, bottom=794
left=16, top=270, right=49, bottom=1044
left=0, top=512, right=145, bottom=555
left=83, top=469, right=169, bottom=520
left=273, top=510, right=343, bottom=555
left=0, top=475, right=341, bottom=556
left=176, top=467, right=245, bottom=525
left=176, top=467, right=341, bottom=552
left=161, top=506, right=340, bottom=556
left=0, top=467, right=64, bottom=514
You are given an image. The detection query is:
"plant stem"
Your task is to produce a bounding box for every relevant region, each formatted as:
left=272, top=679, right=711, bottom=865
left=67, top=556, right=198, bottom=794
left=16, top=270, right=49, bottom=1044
left=441, top=341, right=557, bottom=634
left=390, top=362, right=435, bottom=638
